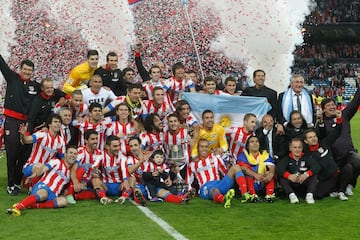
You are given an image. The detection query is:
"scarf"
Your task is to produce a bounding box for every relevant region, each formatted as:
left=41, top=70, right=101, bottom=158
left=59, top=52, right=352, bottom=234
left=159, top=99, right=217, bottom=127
left=40, top=91, right=55, bottom=100
left=244, top=150, right=269, bottom=174
left=282, top=88, right=313, bottom=124
left=309, top=143, right=319, bottom=152
left=126, top=95, right=142, bottom=116
left=289, top=152, right=304, bottom=159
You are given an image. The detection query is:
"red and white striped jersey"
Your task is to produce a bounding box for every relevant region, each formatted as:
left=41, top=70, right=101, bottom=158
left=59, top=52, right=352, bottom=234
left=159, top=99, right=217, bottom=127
left=40, top=158, right=71, bottom=196
left=77, top=146, right=102, bottom=182
left=140, top=132, right=164, bottom=151
left=227, top=127, right=254, bottom=157
left=23, top=130, right=66, bottom=168
left=165, top=77, right=194, bottom=105
left=72, top=117, right=113, bottom=150
left=187, top=153, right=227, bottom=188
left=106, top=121, right=137, bottom=154
left=178, top=112, right=199, bottom=129
left=127, top=155, right=149, bottom=184
left=101, top=150, right=129, bottom=184
left=106, top=96, right=145, bottom=120
left=210, top=90, right=228, bottom=95
left=54, top=102, right=89, bottom=119
left=142, top=99, right=175, bottom=121
left=142, top=80, right=165, bottom=100
left=163, top=128, right=191, bottom=167
left=144, top=161, right=170, bottom=173
left=81, top=87, right=117, bottom=108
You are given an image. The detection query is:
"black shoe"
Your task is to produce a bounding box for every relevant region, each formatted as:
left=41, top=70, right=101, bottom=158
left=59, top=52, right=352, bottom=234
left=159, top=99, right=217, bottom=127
left=8, top=185, right=21, bottom=196
left=7, top=186, right=14, bottom=195
left=12, top=186, right=21, bottom=196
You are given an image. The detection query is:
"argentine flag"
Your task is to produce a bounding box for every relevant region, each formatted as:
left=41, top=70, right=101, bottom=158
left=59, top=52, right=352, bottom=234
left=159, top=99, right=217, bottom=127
left=182, top=93, right=271, bottom=128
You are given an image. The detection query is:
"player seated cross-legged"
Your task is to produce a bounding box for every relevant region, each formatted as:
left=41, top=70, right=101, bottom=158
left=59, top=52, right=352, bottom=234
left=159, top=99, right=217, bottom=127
left=187, top=138, right=248, bottom=208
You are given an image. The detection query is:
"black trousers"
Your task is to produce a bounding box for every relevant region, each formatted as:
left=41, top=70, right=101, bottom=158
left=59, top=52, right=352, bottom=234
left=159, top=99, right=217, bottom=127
left=4, top=116, right=31, bottom=187
left=315, top=176, right=337, bottom=199
left=279, top=175, right=318, bottom=197
left=343, top=151, right=360, bottom=188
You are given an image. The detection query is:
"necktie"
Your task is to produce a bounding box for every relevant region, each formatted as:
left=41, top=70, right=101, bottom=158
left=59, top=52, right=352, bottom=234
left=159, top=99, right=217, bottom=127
left=64, top=127, right=69, bottom=142
left=296, top=94, right=301, bottom=112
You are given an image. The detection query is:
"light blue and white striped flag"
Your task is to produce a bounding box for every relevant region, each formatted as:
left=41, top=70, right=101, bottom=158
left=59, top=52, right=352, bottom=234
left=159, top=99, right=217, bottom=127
left=181, top=93, right=271, bottom=128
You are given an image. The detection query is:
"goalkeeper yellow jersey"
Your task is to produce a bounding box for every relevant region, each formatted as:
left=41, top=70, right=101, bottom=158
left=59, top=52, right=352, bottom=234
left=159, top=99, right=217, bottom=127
left=191, top=123, right=228, bottom=157
left=62, top=61, right=98, bottom=93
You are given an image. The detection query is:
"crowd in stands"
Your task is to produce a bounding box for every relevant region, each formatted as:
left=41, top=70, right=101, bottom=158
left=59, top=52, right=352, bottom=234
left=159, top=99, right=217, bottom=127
left=304, top=0, right=360, bottom=25
left=129, top=0, right=245, bottom=81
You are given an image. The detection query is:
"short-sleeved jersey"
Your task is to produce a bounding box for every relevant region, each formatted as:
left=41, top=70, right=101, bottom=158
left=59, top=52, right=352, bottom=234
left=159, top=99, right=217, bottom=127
left=106, top=121, right=137, bottom=154
left=142, top=81, right=168, bottom=99
left=77, top=146, right=102, bottom=182
left=187, top=153, right=227, bottom=188
left=101, top=150, right=129, bottom=184
left=127, top=155, right=149, bottom=184
left=165, top=77, right=194, bottom=105
left=72, top=117, right=113, bottom=150
left=140, top=132, right=164, bottom=151
left=106, top=96, right=145, bottom=120
left=142, top=99, right=175, bottom=121
left=191, top=123, right=228, bottom=157
left=81, top=87, right=117, bottom=108
left=24, top=130, right=65, bottom=169
left=226, top=127, right=254, bottom=157
left=54, top=102, right=89, bottom=119
left=163, top=128, right=191, bottom=167
left=41, top=158, right=71, bottom=196
left=62, top=61, right=98, bottom=94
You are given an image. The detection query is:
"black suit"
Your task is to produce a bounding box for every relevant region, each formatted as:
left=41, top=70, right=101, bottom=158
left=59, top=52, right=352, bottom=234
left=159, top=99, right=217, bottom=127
left=242, top=85, right=278, bottom=120
left=277, top=89, right=315, bottom=125
left=255, top=126, right=287, bottom=162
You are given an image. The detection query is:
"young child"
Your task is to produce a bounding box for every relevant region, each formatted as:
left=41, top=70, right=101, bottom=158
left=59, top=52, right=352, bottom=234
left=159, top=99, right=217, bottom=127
left=143, top=150, right=195, bottom=203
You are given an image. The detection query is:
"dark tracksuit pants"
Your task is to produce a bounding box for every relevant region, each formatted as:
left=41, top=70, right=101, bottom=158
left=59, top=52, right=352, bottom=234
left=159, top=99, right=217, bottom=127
left=4, top=116, right=31, bottom=187
left=279, top=175, right=318, bottom=197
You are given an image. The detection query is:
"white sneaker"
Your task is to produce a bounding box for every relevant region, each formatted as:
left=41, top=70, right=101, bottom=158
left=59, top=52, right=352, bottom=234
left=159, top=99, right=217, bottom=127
left=289, top=193, right=299, bottom=204
left=345, top=184, right=353, bottom=196
left=100, top=197, right=113, bottom=205
left=329, top=192, right=338, bottom=198
left=338, top=192, right=348, bottom=201
left=305, top=193, right=315, bottom=204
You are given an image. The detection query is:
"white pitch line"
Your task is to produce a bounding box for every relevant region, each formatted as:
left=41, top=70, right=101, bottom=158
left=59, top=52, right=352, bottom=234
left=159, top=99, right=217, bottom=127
left=130, top=200, right=188, bottom=240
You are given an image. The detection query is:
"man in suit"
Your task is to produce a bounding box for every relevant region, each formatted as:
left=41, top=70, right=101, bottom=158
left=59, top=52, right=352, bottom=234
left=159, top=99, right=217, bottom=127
left=278, top=74, right=314, bottom=128
left=255, top=114, right=287, bottom=163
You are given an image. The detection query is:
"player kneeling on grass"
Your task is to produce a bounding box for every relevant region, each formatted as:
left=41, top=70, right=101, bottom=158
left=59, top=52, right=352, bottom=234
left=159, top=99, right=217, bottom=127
left=187, top=139, right=248, bottom=208
left=7, top=145, right=78, bottom=216
left=236, top=136, right=276, bottom=203
left=143, top=150, right=195, bottom=204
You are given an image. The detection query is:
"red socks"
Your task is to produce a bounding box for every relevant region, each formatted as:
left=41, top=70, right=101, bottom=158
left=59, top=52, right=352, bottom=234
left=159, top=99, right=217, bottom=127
left=75, top=190, right=96, bottom=200
left=16, top=195, right=37, bottom=210
left=213, top=193, right=224, bottom=204
left=165, top=194, right=183, bottom=204
left=30, top=200, right=56, bottom=209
